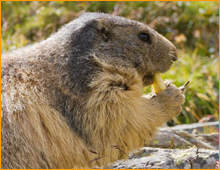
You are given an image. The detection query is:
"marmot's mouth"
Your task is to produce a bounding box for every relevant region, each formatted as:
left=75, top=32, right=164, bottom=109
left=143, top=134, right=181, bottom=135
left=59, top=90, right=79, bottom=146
left=142, top=74, right=154, bottom=86
left=142, top=65, right=171, bottom=86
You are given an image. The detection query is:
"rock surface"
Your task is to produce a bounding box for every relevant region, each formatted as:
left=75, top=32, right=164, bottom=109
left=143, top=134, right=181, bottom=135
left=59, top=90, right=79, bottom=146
left=160, top=121, right=219, bottom=134
left=148, top=130, right=218, bottom=150
left=111, top=147, right=219, bottom=169
left=109, top=122, right=219, bottom=169
left=195, top=133, right=219, bottom=149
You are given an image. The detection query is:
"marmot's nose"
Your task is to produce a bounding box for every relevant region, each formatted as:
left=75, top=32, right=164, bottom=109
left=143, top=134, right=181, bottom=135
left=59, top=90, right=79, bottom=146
left=169, top=47, right=178, bottom=61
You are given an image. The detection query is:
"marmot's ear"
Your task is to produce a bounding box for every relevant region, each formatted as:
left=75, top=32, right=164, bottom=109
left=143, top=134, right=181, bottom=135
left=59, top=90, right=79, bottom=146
left=95, top=19, right=111, bottom=42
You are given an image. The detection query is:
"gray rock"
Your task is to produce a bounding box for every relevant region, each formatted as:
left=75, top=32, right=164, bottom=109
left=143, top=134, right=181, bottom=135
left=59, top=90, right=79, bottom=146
left=107, top=123, right=219, bottom=169
left=111, top=147, right=219, bottom=169
left=149, top=130, right=218, bottom=150
left=195, top=133, right=219, bottom=149
left=160, top=121, right=219, bottom=134
left=148, top=130, right=192, bottom=149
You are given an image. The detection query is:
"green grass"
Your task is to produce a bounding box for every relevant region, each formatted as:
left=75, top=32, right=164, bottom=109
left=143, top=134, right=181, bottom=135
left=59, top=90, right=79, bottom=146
left=1, top=1, right=219, bottom=125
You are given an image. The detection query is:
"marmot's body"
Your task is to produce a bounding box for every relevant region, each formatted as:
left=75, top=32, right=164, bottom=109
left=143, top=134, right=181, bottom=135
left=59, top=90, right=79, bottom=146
left=1, top=13, right=184, bottom=168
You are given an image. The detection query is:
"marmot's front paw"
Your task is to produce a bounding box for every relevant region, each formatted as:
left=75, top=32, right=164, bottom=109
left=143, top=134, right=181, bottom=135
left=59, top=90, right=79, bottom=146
left=155, top=84, right=185, bottom=116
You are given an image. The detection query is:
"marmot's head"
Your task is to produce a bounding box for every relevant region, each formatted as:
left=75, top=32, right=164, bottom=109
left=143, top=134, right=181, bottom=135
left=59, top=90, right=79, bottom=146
left=58, top=13, right=177, bottom=86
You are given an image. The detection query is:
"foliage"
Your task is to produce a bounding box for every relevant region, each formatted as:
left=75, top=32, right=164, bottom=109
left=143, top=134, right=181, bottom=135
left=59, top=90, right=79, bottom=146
left=1, top=1, right=219, bottom=125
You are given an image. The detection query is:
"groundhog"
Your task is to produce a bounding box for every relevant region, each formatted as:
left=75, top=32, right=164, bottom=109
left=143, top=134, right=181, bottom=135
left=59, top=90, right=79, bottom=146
left=1, top=12, right=184, bottom=169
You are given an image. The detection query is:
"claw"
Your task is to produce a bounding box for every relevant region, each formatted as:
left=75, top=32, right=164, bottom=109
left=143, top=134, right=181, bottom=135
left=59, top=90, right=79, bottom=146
left=149, top=93, right=157, bottom=98
left=179, top=80, right=190, bottom=93
left=164, top=80, right=172, bottom=87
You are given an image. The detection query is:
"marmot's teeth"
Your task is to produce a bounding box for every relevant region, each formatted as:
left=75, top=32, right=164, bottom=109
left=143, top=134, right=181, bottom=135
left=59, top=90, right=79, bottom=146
left=152, top=73, right=166, bottom=94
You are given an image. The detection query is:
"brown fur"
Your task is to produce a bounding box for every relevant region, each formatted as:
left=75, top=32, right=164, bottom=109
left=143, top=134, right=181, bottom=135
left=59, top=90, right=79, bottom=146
left=1, top=13, right=184, bottom=168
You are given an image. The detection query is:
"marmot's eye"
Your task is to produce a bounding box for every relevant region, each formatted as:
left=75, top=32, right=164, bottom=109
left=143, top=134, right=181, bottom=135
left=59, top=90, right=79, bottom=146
left=138, top=33, right=152, bottom=44
left=101, top=27, right=110, bottom=42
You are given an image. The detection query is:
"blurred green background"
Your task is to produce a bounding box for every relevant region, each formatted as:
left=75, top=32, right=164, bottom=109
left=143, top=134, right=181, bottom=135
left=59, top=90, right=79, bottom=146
left=1, top=1, right=219, bottom=126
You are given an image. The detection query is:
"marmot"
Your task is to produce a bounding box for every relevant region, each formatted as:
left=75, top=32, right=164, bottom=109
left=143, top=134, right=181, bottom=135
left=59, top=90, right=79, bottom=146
left=1, top=12, right=184, bottom=168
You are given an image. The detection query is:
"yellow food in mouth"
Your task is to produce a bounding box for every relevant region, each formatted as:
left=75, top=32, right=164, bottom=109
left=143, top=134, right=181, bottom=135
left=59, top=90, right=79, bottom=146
left=152, top=73, right=166, bottom=94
